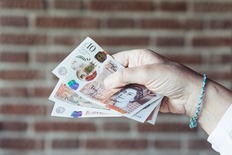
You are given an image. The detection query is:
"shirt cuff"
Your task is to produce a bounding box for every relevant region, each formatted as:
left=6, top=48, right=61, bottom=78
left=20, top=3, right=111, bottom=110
left=207, top=104, right=232, bottom=153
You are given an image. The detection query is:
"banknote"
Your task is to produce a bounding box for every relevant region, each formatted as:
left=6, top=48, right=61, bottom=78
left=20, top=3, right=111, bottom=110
left=52, top=37, right=164, bottom=119
left=132, top=97, right=163, bottom=123
left=49, top=80, right=163, bottom=122
left=146, top=103, right=161, bottom=125
left=51, top=102, right=120, bottom=118
left=51, top=98, right=162, bottom=123
left=49, top=80, right=119, bottom=114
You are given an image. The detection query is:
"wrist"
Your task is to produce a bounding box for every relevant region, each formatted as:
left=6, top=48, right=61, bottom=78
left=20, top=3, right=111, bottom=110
left=188, top=74, right=207, bottom=129
left=198, top=80, right=232, bottom=134
left=184, top=73, right=204, bottom=118
left=185, top=78, right=232, bottom=134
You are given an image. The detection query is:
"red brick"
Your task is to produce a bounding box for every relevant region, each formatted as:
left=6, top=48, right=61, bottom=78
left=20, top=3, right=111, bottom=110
left=52, top=139, right=79, bottom=149
left=165, top=54, right=202, bottom=64
left=35, top=122, right=96, bottom=132
left=52, top=36, right=79, bottom=45
left=0, top=138, right=44, bottom=150
left=0, top=121, right=27, bottom=131
left=0, top=104, right=46, bottom=115
left=138, top=123, right=197, bottom=133
left=89, top=0, right=154, bottom=11
left=188, top=139, right=211, bottom=149
left=30, top=87, right=53, bottom=98
left=86, top=139, right=147, bottom=149
left=156, top=37, right=185, bottom=47
left=36, top=53, right=67, bottom=62
left=0, top=87, right=28, bottom=97
left=92, top=36, right=149, bottom=46
left=103, top=122, right=130, bottom=132
left=194, top=2, right=232, bottom=12
left=0, top=52, right=28, bottom=62
left=0, top=0, right=45, bottom=9
left=0, top=70, right=44, bottom=80
left=105, top=18, right=134, bottom=28
left=0, top=34, right=46, bottom=45
left=54, top=0, right=82, bottom=9
left=36, top=17, right=99, bottom=29
left=184, top=19, right=203, bottom=30
left=220, top=55, right=232, bottom=64
left=160, top=1, right=187, bottom=12
left=140, top=19, right=182, bottom=29
left=0, top=16, right=28, bottom=27
left=140, top=19, right=203, bottom=30
left=210, top=19, right=232, bottom=29
left=192, top=37, right=232, bottom=47
left=154, top=139, right=181, bottom=149
left=208, top=54, right=232, bottom=64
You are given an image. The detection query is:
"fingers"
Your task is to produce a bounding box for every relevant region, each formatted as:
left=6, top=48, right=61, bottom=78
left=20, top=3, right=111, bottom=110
left=104, top=67, right=147, bottom=89
left=112, top=51, right=130, bottom=67
left=112, top=49, right=168, bottom=68
left=111, top=50, right=135, bottom=67
left=159, top=97, right=170, bottom=113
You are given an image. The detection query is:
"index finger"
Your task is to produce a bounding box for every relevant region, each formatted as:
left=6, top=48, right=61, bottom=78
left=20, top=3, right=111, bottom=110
left=112, top=49, right=166, bottom=68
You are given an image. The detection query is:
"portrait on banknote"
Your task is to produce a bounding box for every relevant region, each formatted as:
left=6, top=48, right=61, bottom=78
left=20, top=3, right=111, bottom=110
left=110, top=85, right=150, bottom=113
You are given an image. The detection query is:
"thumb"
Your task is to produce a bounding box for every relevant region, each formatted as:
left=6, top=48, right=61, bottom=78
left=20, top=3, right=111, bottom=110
left=104, top=67, right=147, bottom=89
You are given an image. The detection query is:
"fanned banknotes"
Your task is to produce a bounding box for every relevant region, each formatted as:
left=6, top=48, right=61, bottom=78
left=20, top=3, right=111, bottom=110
left=49, top=37, right=163, bottom=124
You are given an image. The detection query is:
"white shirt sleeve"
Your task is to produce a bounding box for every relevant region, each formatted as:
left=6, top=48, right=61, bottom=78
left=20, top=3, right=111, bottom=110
left=207, top=104, right=232, bottom=155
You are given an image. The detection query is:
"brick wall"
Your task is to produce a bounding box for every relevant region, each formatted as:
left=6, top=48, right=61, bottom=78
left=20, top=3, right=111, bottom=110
left=0, top=0, right=231, bottom=155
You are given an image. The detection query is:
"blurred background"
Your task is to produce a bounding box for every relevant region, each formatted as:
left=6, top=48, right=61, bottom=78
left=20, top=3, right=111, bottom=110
left=0, top=0, right=231, bottom=155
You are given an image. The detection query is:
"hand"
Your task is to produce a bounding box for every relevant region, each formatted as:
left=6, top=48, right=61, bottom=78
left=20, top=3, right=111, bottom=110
left=104, top=49, right=203, bottom=116
left=104, top=49, right=232, bottom=134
